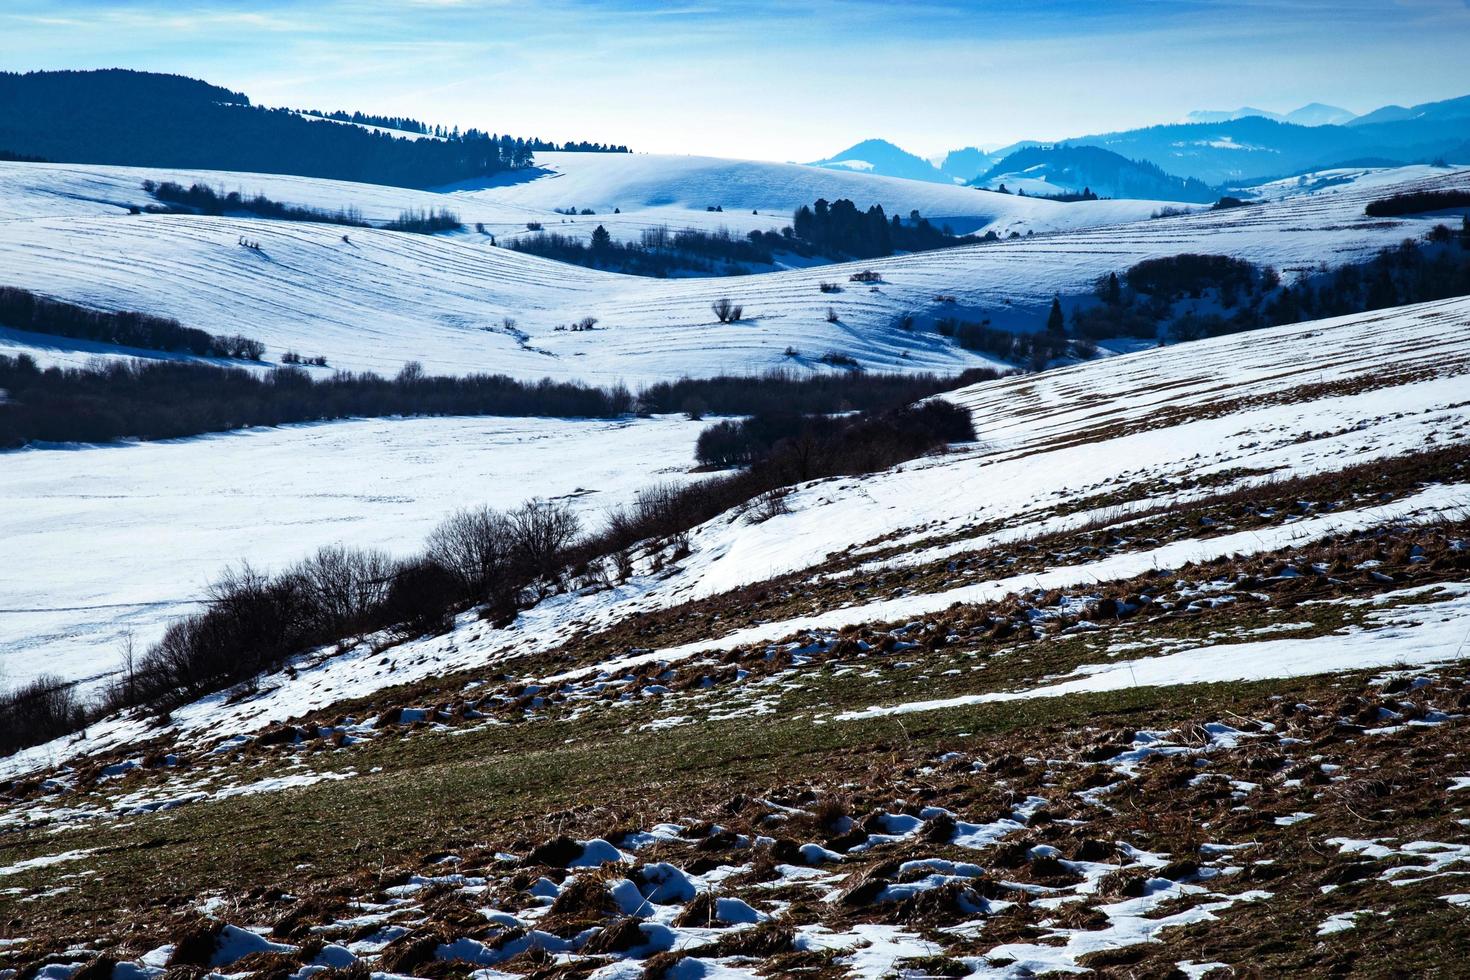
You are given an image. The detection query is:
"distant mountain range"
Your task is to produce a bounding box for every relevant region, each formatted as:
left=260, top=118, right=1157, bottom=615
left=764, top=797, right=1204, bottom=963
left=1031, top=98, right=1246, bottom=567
left=1185, top=103, right=1357, bottom=126
left=813, top=92, right=1470, bottom=194
left=973, top=145, right=1220, bottom=203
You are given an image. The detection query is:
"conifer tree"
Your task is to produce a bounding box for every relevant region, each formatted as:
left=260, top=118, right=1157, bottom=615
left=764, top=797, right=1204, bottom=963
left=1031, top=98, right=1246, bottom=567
left=1046, top=296, right=1066, bottom=334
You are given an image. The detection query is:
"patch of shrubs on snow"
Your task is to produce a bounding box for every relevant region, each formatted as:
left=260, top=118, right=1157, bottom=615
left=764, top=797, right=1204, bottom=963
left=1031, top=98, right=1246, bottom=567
left=280, top=351, right=328, bottom=367
left=0, top=286, right=265, bottom=360
left=0, top=400, right=975, bottom=753
left=114, top=499, right=579, bottom=714
left=711, top=298, right=743, bottom=323
left=1068, top=228, right=1470, bottom=345
left=143, top=180, right=369, bottom=228
left=383, top=207, right=463, bottom=234
left=0, top=674, right=86, bottom=756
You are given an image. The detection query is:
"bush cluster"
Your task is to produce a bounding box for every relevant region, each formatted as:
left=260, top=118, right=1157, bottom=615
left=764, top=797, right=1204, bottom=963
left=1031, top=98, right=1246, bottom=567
left=383, top=208, right=463, bottom=234
left=144, top=180, right=369, bottom=227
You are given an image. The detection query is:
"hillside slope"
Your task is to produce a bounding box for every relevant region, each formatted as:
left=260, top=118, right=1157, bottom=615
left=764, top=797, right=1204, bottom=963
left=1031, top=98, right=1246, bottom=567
left=3, top=295, right=1468, bottom=978
left=6, top=292, right=1467, bottom=772
left=0, top=69, right=530, bottom=188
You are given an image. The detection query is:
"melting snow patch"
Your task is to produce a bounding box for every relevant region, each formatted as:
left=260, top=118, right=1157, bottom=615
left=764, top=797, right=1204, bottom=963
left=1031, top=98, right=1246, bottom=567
left=1317, top=909, right=1386, bottom=936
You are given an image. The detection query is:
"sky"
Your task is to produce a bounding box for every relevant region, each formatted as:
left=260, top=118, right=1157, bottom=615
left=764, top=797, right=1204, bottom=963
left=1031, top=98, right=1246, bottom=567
left=4, top=0, right=1469, bottom=162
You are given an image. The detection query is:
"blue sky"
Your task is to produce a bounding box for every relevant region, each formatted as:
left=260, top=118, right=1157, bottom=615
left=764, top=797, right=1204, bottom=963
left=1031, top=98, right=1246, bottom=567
left=4, top=0, right=1468, bottom=161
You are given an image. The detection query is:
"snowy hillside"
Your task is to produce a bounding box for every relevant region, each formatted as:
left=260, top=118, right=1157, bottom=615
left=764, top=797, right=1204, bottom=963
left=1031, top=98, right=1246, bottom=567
left=1, top=161, right=1465, bottom=382
left=2, top=282, right=1470, bottom=975
left=4, top=291, right=1469, bottom=978
left=7, top=292, right=1467, bottom=773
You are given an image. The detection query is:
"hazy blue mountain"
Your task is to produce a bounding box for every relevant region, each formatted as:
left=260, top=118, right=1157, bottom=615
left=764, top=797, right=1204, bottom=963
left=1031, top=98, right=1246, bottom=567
left=1349, top=93, right=1470, bottom=127
left=1038, top=105, right=1469, bottom=184
left=922, top=94, right=1463, bottom=187
left=939, top=143, right=1041, bottom=183
left=807, top=139, right=955, bottom=184
left=1184, top=103, right=1356, bottom=127
left=1185, top=107, right=1283, bottom=124
left=1285, top=103, right=1357, bottom=126
left=973, top=144, right=1221, bottom=202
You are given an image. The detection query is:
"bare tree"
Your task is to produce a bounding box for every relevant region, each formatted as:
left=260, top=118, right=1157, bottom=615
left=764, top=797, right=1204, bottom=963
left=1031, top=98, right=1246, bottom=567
left=507, top=499, right=582, bottom=592
left=427, top=506, right=514, bottom=595
left=294, top=545, right=395, bottom=637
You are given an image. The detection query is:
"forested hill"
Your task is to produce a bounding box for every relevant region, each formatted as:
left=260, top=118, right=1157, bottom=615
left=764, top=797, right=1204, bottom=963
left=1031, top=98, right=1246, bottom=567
left=975, top=144, right=1222, bottom=203
left=0, top=69, right=538, bottom=188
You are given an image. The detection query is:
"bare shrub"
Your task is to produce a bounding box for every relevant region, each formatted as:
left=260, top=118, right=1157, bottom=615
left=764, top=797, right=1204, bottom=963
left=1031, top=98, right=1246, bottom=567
left=712, top=298, right=744, bottom=323
left=427, top=506, right=514, bottom=595
left=293, top=544, right=396, bottom=638
left=749, top=488, right=791, bottom=522
left=0, top=674, right=86, bottom=754
left=382, top=559, right=460, bottom=636
left=507, top=499, right=582, bottom=593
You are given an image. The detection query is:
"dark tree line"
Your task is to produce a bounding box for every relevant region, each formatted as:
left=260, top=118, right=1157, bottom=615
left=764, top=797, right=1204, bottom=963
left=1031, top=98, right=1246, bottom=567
left=297, top=110, right=631, bottom=153
left=0, top=70, right=540, bottom=189
left=637, top=368, right=1002, bottom=417
left=1364, top=190, right=1470, bottom=218
left=0, top=354, right=999, bottom=450
left=0, top=357, right=632, bottom=448
left=144, top=180, right=369, bottom=227
left=510, top=200, right=988, bottom=278
left=510, top=225, right=777, bottom=276
left=0, top=397, right=976, bottom=754
left=302, top=109, right=433, bottom=135
left=0, top=286, right=264, bottom=360
left=693, top=401, right=974, bottom=468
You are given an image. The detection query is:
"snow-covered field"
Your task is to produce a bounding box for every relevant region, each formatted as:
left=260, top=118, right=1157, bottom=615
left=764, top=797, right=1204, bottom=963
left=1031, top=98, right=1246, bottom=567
left=0, top=414, right=709, bottom=695
left=0, top=153, right=1169, bottom=246
left=1, top=158, right=1464, bottom=382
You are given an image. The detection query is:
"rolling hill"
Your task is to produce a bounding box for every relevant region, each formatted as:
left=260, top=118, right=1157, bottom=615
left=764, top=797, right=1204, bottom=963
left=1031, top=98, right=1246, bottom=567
left=0, top=160, right=1463, bottom=382
left=0, top=69, right=533, bottom=188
